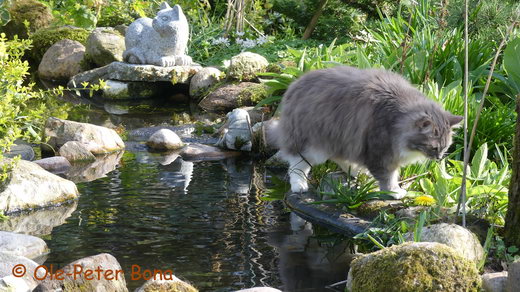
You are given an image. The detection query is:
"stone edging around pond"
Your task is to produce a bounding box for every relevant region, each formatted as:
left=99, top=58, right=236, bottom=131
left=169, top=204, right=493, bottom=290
left=284, top=191, right=370, bottom=237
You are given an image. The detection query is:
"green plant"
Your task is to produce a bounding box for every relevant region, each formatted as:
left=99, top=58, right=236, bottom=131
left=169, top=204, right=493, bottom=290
left=313, top=174, right=393, bottom=210
left=0, top=210, right=8, bottom=221
left=0, top=33, right=66, bottom=179
left=352, top=211, right=408, bottom=252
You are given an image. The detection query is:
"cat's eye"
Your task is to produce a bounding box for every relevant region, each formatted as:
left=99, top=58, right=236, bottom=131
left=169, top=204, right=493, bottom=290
left=161, top=16, right=169, bottom=21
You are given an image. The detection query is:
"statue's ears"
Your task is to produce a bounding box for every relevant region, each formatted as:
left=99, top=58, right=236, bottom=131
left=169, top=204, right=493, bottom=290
left=160, top=2, right=171, bottom=10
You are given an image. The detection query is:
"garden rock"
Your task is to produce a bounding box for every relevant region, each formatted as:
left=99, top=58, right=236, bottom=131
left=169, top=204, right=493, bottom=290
left=507, top=258, right=520, bottom=292
left=216, top=108, right=252, bottom=151
left=346, top=242, right=481, bottom=292
left=0, top=231, right=48, bottom=260
left=180, top=143, right=241, bottom=161
left=347, top=242, right=480, bottom=292
left=0, top=159, right=79, bottom=214
left=33, top=156, right=71, bottom=173
left=85, top=28, right=125, bottom=67
left=0, top=202, right=77, bottom=236
left=3, top=142, right=35, bottom=161
left=59, top=141, right=96, bottom=162
left=189, top=67, right=222, bottom=97
left=0, top=252, right=45, bottom=291
left=38, top=39, right=85, bottom=82
left=65, top=151, right=123, bottom=183
left=135, top=276, right=198, bottom=292
left=35, top=253, right=128, bottom=292
left=1, top=0, right=53, bottom=39
left=44, top=117, right=125, bottom=155
left=228, top=52, right=269, bottom=80
left=68, top=62, right=201, bottom=88
left=482, top=271, right=508, bottom=292
left=404, top=223, right=484, bottom=264
left=198, top=82, right=268, bottom=113
left=146, top=129, right=184, bottom=151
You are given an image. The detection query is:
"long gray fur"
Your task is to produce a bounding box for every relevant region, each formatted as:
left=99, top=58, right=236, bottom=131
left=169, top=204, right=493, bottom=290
left=275, top=66, right=462, bottom=198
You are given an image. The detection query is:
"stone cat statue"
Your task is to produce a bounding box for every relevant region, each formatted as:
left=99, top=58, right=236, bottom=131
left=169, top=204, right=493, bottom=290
left=123, top=2, right=192, bottom=67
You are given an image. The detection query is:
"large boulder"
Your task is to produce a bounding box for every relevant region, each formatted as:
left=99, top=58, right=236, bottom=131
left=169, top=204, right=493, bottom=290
left=59, top=141, right=96, bottom=162
left=1, top=0, right=53, bottom=39
left=85, top=28, right=126, bottom=67
left=101, top=80, right=169, bottom=100
left=0, top=252, right=45, bottom=291
left=228, top=52, right=269, bottom=81
left=216, top=108, right=253, bottom=151
left=136, top=276, right=198, bottom=292
left=146, top=129, right=184, bottom=151
left=198, top=82, right=268, bottom=113
left=35, top=253, right=128, bottom=292
left=38, top=39, right=86, bottom=82
left=67, top=62, right=202, bottom=88
left=189, top=67, right=223, bottom=98
left=346, top=242, right=481, bottom=292
left=0, top=231, right=48, bottom=260
left=404, top=223, right=484, bottom=265
left=0, top=159, right=79, bottom=214
left=44, top=117, right=125, bottom=155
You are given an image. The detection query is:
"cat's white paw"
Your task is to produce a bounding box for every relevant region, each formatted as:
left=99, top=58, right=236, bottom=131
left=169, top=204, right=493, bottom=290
left=290, top=174, right=309, bottom=193
left=389, top=187, right=407, bottom=199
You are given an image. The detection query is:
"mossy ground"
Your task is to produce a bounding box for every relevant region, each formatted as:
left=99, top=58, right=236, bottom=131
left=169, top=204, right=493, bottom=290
left=1, top=0, right=53, bottom=39
left=29, top=26, right=90, bottom=62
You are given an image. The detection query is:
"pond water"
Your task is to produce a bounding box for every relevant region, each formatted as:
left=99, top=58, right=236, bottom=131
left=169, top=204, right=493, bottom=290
left=7, top=95, right=352, bottom=291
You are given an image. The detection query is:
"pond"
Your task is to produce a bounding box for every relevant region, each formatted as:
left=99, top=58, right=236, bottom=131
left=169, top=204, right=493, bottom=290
left=17, top=96, right=352, bottom=291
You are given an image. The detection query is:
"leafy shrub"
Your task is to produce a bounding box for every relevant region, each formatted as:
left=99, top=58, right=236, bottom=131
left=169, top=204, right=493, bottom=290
left=0, top=34, right=67, bottom=179
left=28, top=26, right=89, bottom=62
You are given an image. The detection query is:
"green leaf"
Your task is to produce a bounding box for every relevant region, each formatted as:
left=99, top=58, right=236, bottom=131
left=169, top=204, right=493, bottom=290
left=504, top=37, right=520, bottom=95
left=471, top=143, right=488, bottom=179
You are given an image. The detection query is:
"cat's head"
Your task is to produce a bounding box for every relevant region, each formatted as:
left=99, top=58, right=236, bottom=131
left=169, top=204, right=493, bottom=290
left=401, top=103, right=462, bottom=160
left=153, top=2, right=185, bottom=37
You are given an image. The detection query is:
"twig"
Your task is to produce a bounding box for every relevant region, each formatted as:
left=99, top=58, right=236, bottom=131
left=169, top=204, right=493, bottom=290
left=399, top=172, right=430, bottom=184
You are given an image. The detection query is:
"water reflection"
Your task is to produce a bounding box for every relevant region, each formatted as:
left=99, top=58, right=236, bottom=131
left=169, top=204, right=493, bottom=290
left=65, top=151, right=124, bottom=183
left=37, top=153, right=349, bottom=291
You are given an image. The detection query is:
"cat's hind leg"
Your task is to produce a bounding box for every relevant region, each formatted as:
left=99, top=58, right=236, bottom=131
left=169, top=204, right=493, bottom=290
left=123, top=48, right=145, bottom=64
left=332, top=159, right=366, bottom=177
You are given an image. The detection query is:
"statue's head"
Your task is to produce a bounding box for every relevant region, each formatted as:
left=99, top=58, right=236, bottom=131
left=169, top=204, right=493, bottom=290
left=152, top=2, right=186, bottom=37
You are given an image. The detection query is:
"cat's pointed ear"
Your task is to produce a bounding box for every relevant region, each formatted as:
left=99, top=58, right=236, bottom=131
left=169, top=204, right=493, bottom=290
left=447, top=114, right=463, bottom=128
left=160, top=2, right=171, bottom=10
left=415, top=116, right=432, bottom=131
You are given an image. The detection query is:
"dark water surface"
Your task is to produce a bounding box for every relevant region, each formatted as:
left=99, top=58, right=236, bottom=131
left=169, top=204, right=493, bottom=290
left=31, top=94, right=351, bottom=291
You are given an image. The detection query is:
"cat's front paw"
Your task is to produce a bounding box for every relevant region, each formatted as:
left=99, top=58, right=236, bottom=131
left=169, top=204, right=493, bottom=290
left=290, top=174, right=309, bottom=193
left=175, top=55, right=193, bottom=66
left=160, top=56, right=176, bottom=67
left=389, top=187, right=407, bottom=199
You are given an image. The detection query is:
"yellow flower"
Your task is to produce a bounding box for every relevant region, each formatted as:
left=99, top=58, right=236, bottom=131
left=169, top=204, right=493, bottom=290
left=414, top=195, right=436, bottom=206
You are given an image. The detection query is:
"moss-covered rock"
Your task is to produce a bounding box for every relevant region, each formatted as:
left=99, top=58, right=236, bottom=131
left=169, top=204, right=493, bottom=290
left=237, top=83, right=269, bottom=105
left=199, top=82, right=268, bottom=113
left=136, top=277, right=198, bottom=292
left=1, top=0, right=53, bottom=39
left=228, top=52, right=269, bottom=81
left=29, top=26, right=90, bottom=63
left=346, top=242, right=481, bottom=292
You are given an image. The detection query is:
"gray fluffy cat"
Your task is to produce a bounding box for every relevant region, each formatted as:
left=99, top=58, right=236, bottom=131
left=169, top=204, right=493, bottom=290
left=123, top=2, right=192, bottom=67
left=275, top=66, right=462, bottom=199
